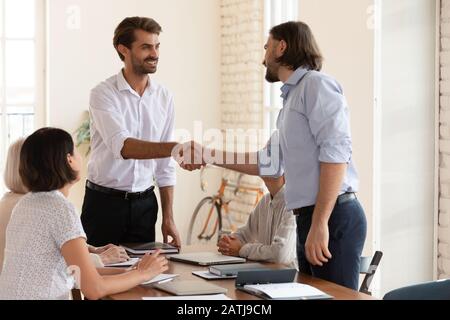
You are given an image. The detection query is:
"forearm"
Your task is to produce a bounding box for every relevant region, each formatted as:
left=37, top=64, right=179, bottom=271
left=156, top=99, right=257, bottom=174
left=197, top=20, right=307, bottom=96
left=212, top=151, right=260, bottom=176
left=95, top=270, right=145, bottom=297
left=159, top=186, right=174, bottom=221
left=239, top=220, right=295, bottom=263
left=97, top=268, right=127, bottom=276
left=240, top=243, right=283, bottom=263
left=312, top=163, right=348, bottom=224
left=122, top=138, right=178, bottom=160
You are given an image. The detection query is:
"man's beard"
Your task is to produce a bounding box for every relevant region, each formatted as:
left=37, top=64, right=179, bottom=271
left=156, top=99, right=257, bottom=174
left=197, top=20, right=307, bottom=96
left=265, top=64, right=280, bottom=83
left=131, top=56, right=158, bottom=75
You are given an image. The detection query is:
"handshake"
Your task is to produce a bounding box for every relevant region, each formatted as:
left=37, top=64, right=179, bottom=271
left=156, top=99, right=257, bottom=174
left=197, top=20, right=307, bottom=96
left=171, top=141, right=215, bottom=171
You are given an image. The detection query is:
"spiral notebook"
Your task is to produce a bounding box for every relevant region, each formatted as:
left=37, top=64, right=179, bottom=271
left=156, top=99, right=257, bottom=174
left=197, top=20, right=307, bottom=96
left=236, top=269, right=333, bottom=300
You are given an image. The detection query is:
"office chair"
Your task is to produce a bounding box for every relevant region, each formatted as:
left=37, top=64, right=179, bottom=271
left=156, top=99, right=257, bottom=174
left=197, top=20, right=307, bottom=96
left=359, top=251, right=383, bottom=295
left=383, top=279, right=450, bottom=300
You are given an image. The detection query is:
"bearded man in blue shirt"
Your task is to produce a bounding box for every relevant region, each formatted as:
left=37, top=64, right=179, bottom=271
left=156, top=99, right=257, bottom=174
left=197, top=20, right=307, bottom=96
left=178, top=21, right=367, bottom=290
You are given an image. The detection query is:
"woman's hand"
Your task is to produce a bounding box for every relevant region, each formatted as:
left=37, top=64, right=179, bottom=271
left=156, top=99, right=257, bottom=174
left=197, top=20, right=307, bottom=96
left=98, top=246, right=130, bottom=265
left=136, top=250, right=169, bottom=282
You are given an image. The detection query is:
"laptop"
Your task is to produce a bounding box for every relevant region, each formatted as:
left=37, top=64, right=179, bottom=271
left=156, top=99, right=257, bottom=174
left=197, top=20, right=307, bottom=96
left=209, top=263, right=271, bottom=276
left=153, top=280, right=227, bottom=296
left=167, top=252, right=246, bottom=266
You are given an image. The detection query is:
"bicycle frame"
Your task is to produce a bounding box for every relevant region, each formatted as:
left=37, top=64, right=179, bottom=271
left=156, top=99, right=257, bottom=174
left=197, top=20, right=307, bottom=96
left=190, top=166, right=265, bottom=244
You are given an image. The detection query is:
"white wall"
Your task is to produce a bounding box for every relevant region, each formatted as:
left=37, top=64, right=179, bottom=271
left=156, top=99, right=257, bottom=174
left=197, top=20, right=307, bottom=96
left=46, top=0, right=221, bottom=242
left=439, top=0, right=450, bottom=280
left=299, top=0, right=375, bottom=257
left=378, top=0, right=436, bottom=293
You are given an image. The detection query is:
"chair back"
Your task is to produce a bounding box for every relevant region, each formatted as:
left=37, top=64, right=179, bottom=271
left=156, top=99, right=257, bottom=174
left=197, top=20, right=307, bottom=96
left=359, top=251, right=383, bottom=295
left=383, top=279, right=450, bottom=300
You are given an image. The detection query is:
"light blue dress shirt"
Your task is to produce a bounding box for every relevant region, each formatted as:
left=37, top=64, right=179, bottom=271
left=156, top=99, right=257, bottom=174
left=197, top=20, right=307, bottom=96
left=258, top=67, right=359, bottom=211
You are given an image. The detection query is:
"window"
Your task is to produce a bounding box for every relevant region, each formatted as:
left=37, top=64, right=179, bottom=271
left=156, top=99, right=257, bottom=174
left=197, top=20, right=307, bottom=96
left=0, top=0, right=45, bottom=193
left=263, top=0, right=298, bottom=135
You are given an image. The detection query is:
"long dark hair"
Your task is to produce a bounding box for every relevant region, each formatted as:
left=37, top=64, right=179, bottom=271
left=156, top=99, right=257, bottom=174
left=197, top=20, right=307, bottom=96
left=270, top=21, right=323, bottom=71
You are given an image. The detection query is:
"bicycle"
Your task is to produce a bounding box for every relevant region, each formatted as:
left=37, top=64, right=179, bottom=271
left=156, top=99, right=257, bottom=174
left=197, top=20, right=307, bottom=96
left=186, top=166, right=265, bottom=246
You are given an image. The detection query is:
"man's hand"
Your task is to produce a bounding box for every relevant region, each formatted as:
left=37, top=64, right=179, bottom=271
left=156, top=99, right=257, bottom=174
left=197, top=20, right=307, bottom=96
left=218, top=235, right=243, bottom=257
left=171, top=141, right=205, bottom=171
left=305, top=220, right=332, bottom=266
left=162, top=218, right=181, bottom=248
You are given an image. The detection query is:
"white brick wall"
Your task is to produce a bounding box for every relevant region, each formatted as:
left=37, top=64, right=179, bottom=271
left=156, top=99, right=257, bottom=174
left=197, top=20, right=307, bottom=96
left=221, top=0, right=264, bottom=130
left=220, top=0, right=265, bottom=228
left=439, top=0, right=450, bottom=279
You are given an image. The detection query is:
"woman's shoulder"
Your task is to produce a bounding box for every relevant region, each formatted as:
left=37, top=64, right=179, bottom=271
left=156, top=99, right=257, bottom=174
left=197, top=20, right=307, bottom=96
left=19, top=191, right=75, bottom=212
left=0, top=192, right=24, bottom=215
left=0, top=192, right=24, bottom=204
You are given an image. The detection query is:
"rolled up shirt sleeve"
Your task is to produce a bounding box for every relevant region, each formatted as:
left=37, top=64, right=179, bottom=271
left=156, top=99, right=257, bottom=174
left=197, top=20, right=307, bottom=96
left=258, top=130, right=284, bottom=177
left=90, top=87, right=130, bottom=160
left=305, top=75, right=353, bottom=164
left=154, top=95, right=177, bottom=188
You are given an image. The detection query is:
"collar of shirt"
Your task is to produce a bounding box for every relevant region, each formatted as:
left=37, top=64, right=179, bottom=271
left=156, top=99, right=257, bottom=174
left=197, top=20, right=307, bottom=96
left=116, top=69, right=156, bottom=98
left=270, top=186, right=286, bottom=207
left=280, top=67, right=310, bottom=101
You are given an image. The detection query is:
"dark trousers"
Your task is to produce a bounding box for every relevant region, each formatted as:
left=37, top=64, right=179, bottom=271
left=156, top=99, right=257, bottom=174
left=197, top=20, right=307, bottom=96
left=81, top=186, right=159, bottom=247
left=296, top=198, right=367, bottom=290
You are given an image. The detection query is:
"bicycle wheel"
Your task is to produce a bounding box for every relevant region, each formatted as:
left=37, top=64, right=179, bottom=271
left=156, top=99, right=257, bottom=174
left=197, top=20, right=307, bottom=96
left=186, top=197, right=222, bottom=246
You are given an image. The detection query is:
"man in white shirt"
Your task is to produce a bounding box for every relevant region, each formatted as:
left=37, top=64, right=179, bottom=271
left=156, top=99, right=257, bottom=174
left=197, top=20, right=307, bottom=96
left=81, top=17, right=181, bottom=247
left=218, top=177, right=297, bottom=268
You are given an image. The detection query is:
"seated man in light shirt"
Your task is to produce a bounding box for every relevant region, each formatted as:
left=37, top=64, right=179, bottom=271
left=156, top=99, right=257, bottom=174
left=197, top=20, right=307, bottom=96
left=218, top=176, right=297, bottom=268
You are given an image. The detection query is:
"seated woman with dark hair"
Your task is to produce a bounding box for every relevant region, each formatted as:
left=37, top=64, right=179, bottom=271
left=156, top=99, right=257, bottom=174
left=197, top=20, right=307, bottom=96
left=0, top=128, right=168, bottom=300
left=0, top=139, right=129, bottom=273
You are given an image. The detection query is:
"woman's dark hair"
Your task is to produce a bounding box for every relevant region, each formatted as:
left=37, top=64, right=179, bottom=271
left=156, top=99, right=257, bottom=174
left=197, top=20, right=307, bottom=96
left=270, top=21, right=323, bottom=71
left=20, top=128, right=78, bottom=192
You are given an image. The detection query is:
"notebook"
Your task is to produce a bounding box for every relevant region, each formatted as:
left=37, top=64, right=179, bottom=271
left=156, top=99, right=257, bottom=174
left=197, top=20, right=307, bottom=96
left=105, top=257, right=140, bottom=268
left=167, top=252, right=246, bottom=266
left=209, top=263, right=271, bottom=276
left=242, top=282, right=332, bottom=300
left=143, top=294, right=232, bottom=301
left=153, top=280, right=228, bottom=296
left=120, top=242, right=179, bottom=255
left=236, top=269, right=333, bottom=300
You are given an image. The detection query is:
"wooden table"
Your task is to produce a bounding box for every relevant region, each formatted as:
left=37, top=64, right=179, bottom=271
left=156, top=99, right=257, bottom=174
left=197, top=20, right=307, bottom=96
left=108, top=245, right=376, bottom=300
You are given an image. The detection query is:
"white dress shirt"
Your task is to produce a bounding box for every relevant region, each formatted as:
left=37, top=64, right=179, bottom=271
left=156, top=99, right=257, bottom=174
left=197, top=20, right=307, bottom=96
left=88, top=70, right=177, bottom=192
left=234, top=187, right=297, bottom=269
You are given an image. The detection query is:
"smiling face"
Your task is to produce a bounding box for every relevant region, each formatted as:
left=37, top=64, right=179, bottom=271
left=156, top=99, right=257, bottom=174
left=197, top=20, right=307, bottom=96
left=119, top=29, right=160, bottom=76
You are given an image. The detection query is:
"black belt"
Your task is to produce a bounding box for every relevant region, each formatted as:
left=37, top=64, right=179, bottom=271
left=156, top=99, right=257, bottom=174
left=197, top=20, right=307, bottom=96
left=86, top=181, right=155, bottom=200
left=293, top=192, right=357, bottom=216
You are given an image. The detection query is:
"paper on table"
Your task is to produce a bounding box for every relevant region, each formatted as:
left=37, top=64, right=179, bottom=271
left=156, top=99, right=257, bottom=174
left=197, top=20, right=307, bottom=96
left=141, top=274, right=179, bottom=286
left=244, top=283, right=331, bottom=300
left=105, top=257, right=140, bottom=268
left=143, top=294, right=232, bottom=300
left=192, top=270, right=237, bottom=280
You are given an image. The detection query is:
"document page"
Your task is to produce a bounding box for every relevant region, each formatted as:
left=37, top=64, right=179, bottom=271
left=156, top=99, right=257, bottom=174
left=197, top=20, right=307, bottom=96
left=244, top=283, right=330, bottom=299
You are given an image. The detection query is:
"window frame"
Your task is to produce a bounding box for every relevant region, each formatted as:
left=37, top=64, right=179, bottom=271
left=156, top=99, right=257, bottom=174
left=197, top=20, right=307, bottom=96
left=0, top=0, right=46, bottom=193
left=263, top=0, right=299, bottom=136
